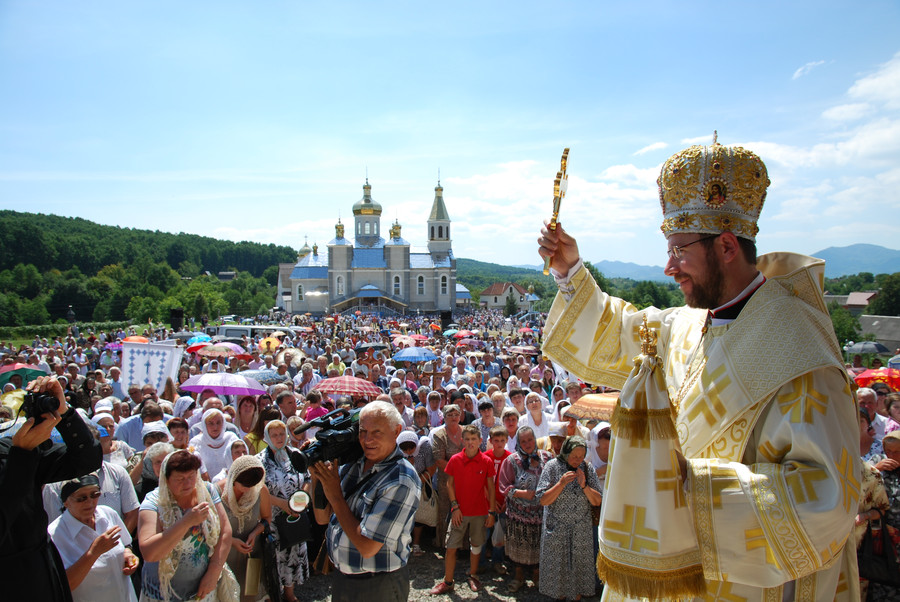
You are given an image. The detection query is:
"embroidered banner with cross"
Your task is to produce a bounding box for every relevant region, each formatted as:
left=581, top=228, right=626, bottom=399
left=122, top=341, right=184, bottom=392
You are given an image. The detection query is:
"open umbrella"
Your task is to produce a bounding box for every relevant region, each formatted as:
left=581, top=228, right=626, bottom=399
left=410, top=334, right=428, bottom=341
left=890, top=355, right=900, bottom=370
left=187, top=335, right=212, bottom=346
left=855, top=368, right=900, bottom=390
left=458, top=338, right=484, bottom=348
left=123, top=336, right=149, bottom=343
left=429, top=323, right=441, bottom=331
left=104, top=343, right=123, bottom=351
left=518, top=327, right=534, bottom=334
left=0, top=363, right=46, bottom=388
left=180, top=373, right=267, bottom=396
left=186, top=342, right=211, bottom=354
left=847, top=341, right=891, bottom=355
left=197, top=343, right=245, bottom=358
left=566, top=392, right=620, bottom=421
left=271, top=330, right=288, bottom=337
left=443, top=329, right=459, bottom=337
left=393, top=347, right=439, bottom=363
left=312, top=376, right=383, bottom=397
left=454, top=330, right=475, bottom=338
left=356, top=342, right=389, bottom=354
left=239, top=369, right=290, bottom=386
left=171, top=331, right=204, bottom=341
left=392, top=336, right=415, bottom=348
left=258, top=337, right=282, bottom=354
left=508, top=345, right=539, bottom=356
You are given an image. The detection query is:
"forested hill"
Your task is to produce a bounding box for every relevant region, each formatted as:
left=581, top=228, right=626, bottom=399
left=0, top=210, right=296, bottom=277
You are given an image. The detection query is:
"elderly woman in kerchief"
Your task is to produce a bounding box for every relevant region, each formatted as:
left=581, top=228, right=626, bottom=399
left=216, top=454, right=272, bottom=602
left=497, top=425, right=552, bottom=593
left=190, top=408, right=239, bottom=482
left=48, top=474, right=140, bottom=602
left=259, top=420, right=309, bottom=602
left=173, top=396, right=197, bottom=422
left=137, top=450, right=236, bottom=601
left=536, top=435, right=603, bottom=601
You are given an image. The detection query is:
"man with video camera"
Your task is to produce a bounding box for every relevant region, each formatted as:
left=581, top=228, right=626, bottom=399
left=309, top=400, right=420, bottom=602
left=0, top=375, right=102, bottom=601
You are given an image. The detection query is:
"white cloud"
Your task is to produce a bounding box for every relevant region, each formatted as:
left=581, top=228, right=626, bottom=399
left=680, top=134, right=714, bottom=145
left=822, top=103, right=871, bottom=121
left=848, top=50, right=900, bottom=109
left=633, top=142, right=667, bottom=156
left=792, top=60, right=826, bottom=80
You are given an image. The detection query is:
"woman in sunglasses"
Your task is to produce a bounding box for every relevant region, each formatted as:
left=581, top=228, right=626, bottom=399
left=48, top=474, right=140, bottom=602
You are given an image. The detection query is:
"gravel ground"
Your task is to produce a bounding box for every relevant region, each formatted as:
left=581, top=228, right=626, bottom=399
left=299, top=536, right=596, bottom=601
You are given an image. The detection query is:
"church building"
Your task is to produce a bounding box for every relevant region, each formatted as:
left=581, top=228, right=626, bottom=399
left=276, top=180, right=457, bottom=315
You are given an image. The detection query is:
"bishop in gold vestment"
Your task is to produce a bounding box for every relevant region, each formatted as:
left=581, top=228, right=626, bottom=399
left=539, top=140, right=861, bottom=601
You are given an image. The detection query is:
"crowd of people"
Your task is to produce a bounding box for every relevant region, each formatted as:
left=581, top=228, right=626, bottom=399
left=3, top=139, right=899, bottom=601
left=0, top=307, right=623, bottom=600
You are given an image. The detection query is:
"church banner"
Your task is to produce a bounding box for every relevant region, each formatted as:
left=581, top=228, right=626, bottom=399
left=122, top=341, right=183, bottom=392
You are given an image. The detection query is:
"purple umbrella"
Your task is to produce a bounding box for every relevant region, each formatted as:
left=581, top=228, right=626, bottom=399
left=180, top=372, right=266, bottom=396
left=105, top=343, right=123, bottom=351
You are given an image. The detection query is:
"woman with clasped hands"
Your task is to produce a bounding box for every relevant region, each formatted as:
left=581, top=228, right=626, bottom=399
left=137, top=450, right=236, bottom=601
left=48, top=474, right=140, bottom=602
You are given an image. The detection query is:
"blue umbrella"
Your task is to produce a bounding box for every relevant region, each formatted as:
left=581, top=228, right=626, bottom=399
left=238, top=369, right=290, bottom=386
left=187, top=334, right=212, bottom=346
left=393, top=347, right=438, bottom=363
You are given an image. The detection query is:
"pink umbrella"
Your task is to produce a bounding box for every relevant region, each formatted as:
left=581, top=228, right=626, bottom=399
left=180, top=372, right=266, bottom=396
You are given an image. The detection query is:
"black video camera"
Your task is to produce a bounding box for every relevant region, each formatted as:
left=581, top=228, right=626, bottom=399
left=289, top=407, right=363, bottom=473
left=22, top=392, right=62, bottom=425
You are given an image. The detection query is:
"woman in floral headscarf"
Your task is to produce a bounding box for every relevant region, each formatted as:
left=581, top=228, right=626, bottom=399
left=137, top=449, right=237, bottom=601
left=259, top=420, right=309, bottom=602
left=217, top=454, right=272, bottom=602
left=536, top=435, right=603, bottom=601
left=497, top=425, right=552, bottom=593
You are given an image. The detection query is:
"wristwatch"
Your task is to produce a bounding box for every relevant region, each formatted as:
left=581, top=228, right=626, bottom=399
left=489, top=511, right=498, bottom=518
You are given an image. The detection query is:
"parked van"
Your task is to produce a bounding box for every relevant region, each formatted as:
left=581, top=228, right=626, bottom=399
left=203, top=324, right=299, bottom=340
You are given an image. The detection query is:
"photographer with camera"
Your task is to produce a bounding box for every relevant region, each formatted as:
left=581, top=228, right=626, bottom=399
left=0, top=375, right=103, bottom=601
left=309, top=400, right=420, bottom=602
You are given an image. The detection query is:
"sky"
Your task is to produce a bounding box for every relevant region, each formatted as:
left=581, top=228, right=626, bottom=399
left=1, top=1, right=899, bottom=269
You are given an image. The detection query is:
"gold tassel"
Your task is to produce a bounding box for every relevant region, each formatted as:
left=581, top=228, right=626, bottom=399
left=611, top=406, right=677, bottom=440
left=597, top=552, right=706, bottom=599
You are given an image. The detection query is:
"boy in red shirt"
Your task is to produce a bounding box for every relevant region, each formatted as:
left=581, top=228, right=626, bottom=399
left=430, top=424, right=496, bottom=594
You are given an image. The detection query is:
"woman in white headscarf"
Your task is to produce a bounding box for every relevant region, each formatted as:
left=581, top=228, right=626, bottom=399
left=258, top=420, right=309, bottom=602
left=217, top=454, right=272, bottom=602
left=189, top=409, right=239, bottom=483
left=137, top=450, right=237, bottom=601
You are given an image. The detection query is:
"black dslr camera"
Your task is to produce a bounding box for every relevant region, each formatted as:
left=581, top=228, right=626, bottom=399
left=22, top=392, right=61, bottom=424
left=289, top=407, right=363, bottom=473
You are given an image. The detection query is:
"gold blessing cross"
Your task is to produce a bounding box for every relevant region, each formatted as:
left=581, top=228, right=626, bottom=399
left=543, top=148, right=570, bottom=275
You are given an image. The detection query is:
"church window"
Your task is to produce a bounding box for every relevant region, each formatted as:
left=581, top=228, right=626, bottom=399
left=297, top=285, right=304, bottom=300
left=394, top=276, right=401, bottom=296
left=494, top=296, right=498, bottom=303
left=431, top=226, right=434, bottom=238
left=364, top=222, right=371, bottom=234
left=438, top=225, right=443, bottom=238
left=336, top=276, right=344, bottom=296
left=357, top=222, right=361, bottom=235
left=417, top=275, right=424, bottom=295
left=446, top=225, right=450, bottom=238
left=441, top=276, right=448, bottom=295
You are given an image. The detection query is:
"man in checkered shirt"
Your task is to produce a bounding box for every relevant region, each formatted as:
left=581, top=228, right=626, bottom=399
left=310, top=400, right=421, bottom=601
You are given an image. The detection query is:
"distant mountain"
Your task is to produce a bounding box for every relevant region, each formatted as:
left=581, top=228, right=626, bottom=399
left=811, top=244, right=900, bottom=278
left=513, top=261, right=668, bottom=282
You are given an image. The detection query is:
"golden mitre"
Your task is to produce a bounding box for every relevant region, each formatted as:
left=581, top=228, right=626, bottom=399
left=657, top=134, right=770, bottom=241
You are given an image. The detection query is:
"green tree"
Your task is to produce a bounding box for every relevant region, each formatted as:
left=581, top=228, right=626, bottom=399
left=583, top=261, right=611, bottom=292
left=504, top=294, right=518, bottom=317
left=828, top=302, right=860, bottom=345
left=866, top=273, right=900, bottom=316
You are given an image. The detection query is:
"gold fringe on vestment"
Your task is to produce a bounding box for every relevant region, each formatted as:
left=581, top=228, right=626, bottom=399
left=597, top=551, right=706, bottom=599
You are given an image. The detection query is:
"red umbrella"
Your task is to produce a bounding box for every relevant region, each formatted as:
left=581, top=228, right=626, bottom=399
left=410, top=334, right=428, bottom=341
left=429, top=323, right=441, bottom=331
left=186, top=342, right=211, bottom=354
left=855, top=368, right=900, bottom=390
left=518, top=327, right=534, bottom=333
left=0, top=363, right=45, bottom=388
left=123, top=335, right=149, bottom=343
left=312, top=376, right=383, bottom=397
left=454, top=330, right=475, bottom=338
